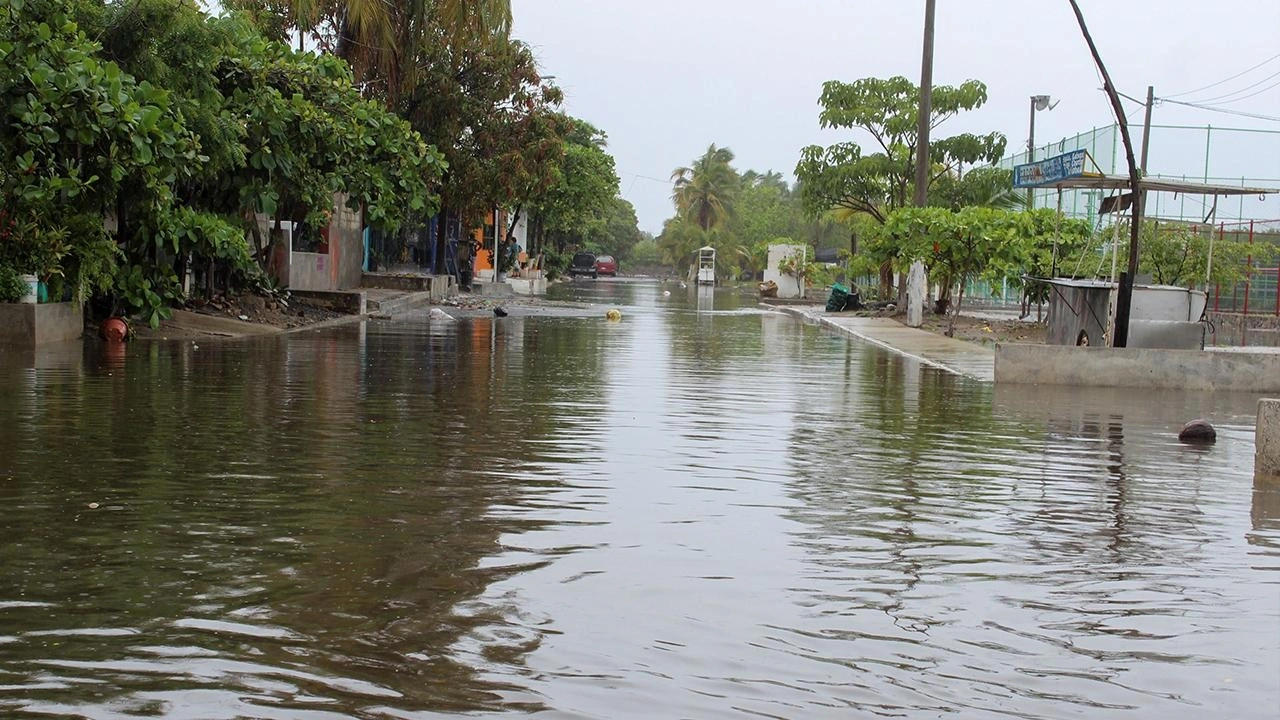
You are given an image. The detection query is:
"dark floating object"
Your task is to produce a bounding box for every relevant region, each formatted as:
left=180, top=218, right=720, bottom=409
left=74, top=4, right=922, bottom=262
left=493, top=306, right=508, bottom=317
left=1178, top=419, right=1216, bottom=444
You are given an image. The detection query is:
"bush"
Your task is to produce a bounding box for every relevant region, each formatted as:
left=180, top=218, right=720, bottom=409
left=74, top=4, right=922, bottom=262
left=0, top=266, right=28, bottom=303
left=543, top=246, right=568, bottom=280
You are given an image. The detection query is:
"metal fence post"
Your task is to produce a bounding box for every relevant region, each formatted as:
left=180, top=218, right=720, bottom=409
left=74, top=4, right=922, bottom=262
left=1244, top=221, right=1253, bottom=315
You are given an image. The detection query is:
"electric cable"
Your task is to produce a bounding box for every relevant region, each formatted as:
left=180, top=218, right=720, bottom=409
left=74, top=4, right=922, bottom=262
left=1166, top=51, right=1280, bottom=98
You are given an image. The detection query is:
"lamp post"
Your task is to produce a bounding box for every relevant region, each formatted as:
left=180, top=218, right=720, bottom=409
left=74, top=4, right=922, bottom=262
left=1026, top=94, right=1056, bottom=210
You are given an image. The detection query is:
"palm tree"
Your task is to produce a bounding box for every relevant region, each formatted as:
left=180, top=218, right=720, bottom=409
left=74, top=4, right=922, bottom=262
left=670, top=144, right=738, bottom=232
left=268, top=0, right=512, bottom=102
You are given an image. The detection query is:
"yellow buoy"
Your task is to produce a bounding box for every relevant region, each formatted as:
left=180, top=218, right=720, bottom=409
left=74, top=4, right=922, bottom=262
left=605, top=309, right=622, bottom=321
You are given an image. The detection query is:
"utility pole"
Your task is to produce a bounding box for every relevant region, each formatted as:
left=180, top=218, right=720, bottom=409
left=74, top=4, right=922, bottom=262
left=1139, top=85, right=1154, bottom=174
left=1067, top=0, right=1143, bottom=348
left=1027, top=95, right=1056, bottom=211
left=1027, top=96, right=1037, bottom=210
left=912, top=0, right=936, bottom=208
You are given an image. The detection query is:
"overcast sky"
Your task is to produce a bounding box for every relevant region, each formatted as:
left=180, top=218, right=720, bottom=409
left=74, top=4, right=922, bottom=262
left=510, top=0, right=1280, bottom=234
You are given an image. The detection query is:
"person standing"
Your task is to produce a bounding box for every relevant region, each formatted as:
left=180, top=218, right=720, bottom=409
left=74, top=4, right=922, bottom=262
left=457, top=236, right=477, bottom=291
left=500, top=236, right=520, bottom=280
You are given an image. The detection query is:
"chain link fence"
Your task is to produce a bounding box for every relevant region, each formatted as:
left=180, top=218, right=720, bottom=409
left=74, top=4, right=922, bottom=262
left=999, top=123, right=1280, bottom=226
left=1209, top=219, right=1280, bottom=315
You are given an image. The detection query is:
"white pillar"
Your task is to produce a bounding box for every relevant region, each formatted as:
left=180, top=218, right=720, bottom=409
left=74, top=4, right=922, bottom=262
left=905, top=261, right=927, bottom=328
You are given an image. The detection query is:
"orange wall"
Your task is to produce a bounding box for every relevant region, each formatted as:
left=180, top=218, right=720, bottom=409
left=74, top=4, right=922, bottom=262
left=471, top=209, right=506, bottom=271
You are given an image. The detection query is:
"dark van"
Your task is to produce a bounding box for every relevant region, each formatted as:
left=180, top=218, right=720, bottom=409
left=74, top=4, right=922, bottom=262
left=569, top=252, right=598, bottom=278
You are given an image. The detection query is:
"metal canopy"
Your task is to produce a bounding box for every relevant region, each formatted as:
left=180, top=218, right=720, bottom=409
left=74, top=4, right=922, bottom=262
left=1022, top=173, right=1278, bottom=196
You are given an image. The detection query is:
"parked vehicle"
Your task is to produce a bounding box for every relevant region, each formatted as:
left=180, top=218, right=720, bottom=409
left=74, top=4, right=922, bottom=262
left=594, top=254, right=618, bottom=276
left=569, top=251, right=598, bottom=278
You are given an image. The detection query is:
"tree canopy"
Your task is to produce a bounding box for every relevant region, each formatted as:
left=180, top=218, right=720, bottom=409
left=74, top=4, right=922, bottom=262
left=795, top=76, right=1006, bottom=223
left=1, top=0, right=446, bottom=323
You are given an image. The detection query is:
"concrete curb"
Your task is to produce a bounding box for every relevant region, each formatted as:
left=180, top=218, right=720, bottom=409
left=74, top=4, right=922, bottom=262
left=771, top=304, right=995, bottom=382
left=367, top=290, right=436, bottom=317
left=1260, top=399, right=1280, bottom=479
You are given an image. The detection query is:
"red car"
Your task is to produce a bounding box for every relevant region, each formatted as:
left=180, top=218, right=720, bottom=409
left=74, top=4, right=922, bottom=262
left=594, top=254, right=618, bottom=276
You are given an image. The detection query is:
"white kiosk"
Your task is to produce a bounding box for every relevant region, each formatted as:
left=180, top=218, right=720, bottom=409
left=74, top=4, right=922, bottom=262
left=696, top=246, right=716, bottom=286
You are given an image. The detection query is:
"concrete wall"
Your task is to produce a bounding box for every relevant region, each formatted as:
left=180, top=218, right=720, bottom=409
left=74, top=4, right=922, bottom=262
left=1206, top=312, right=1280, bottom=347
left=0, top=302, right=83, bottom=349
left=289, top=290, right=366, bottom=315
left=280, top=194, right=364, bottom=292
left=506, top=276, right=546, bottom=296
left=290, top=251, right=335, bottom=291
left=1259, top=399, right=1280, bottom=478
left=995, top=343, right=1280, bottom=392
left=763, top=244, right=806, bottom=299
left=331, top=194, right=363, bottom=290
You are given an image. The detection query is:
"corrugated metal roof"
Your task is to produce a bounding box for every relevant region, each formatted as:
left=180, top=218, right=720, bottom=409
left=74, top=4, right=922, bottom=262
left=1026, top=174, right=1278, bottom=196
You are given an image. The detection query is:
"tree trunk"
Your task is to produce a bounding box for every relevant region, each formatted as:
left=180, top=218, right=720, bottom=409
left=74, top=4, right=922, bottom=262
left=434, top=208, right=448, bottom=275
left=946, top=279, right=966, bottom=337
left=879, top=261, right=893, bottom=299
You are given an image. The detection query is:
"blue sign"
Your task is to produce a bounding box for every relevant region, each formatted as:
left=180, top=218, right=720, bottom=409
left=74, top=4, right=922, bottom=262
left=1013, top=149, right=1090, bottom=188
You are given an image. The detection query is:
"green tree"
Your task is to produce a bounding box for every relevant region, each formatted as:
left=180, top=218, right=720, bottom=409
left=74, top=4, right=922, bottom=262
left=226, top=0, right=512, bottom=100
left=734, top=175, right=796, bottom=249
left=532, top=117, right=620, bottom=254
left=999, top=209, right=1092, bottom=318
left=4, top=0, right=443, bottom=325
left=929, top=166, right=1024, bottom=211
left=627, top=235, right=662, bottom=267
left=399, top=36, right=565, bottom=246
left=0, top=0, right=193, bottom=306
left=597, top=197, right=642, bottom=260
left=878, top=206, right=1014, bottom=335
left=795, top=76, right=1006, bottom=295
left=93, top=4, right=443, bottom=299
left=671, top=144, right=738, bottom=232
left=1096, top=220, right=1253, bottom=289
left=663, top=144, right=743, bottom=279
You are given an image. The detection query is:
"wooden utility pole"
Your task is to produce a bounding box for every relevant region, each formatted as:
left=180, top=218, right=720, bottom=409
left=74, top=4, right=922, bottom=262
left=1067, top=0, right=1143, bottom=347
left=913, top=0, right=936, bottom=208
left=1140, top=85, right=1154, bottom=173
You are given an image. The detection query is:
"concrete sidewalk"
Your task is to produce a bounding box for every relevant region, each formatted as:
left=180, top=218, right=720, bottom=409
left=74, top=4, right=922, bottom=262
left=774, top=305, right=996, bottom=382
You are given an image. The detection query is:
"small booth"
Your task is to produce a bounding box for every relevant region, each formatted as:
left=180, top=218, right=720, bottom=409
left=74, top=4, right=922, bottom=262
left=697, top=246, right=716, bottom=286
left=1015, top=149, right=1277, bottom=348
left=1044, top=278, right=1208, bottom=348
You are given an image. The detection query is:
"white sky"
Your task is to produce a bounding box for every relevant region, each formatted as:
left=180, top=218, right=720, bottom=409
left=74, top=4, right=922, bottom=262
left=511, top=0, right=1280, bottom=233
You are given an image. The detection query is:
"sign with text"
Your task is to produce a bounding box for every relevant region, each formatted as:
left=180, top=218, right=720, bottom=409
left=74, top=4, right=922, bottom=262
left=1013, top=149, right=1090, bottom=188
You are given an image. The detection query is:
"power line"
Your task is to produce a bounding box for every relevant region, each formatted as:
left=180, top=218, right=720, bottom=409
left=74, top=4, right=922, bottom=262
left=1191, top=68, right=1280, bottom=104
left=1165, top=51, right=1280, bottom=98
left=1158, top=97, right=1280, bottom=123
left=1206, top=75, right=1280, bottom=106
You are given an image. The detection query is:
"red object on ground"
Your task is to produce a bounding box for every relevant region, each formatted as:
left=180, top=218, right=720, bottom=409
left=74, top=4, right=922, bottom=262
left=101, top=317, right=128, bottom=343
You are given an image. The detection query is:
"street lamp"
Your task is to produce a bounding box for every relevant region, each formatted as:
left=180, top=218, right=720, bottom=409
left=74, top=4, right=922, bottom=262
left=1027, top=94, right=1058, bottom=209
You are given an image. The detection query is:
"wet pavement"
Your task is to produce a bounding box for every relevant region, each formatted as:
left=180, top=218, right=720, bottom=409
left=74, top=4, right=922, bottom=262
left=0, top=279, right=1276, bottom=719
left=777, top=305, right=997, bottom=381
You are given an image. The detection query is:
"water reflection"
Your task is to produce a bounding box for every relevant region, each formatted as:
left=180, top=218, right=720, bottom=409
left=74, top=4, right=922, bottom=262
left=1, top=282, right=1276, bottom=718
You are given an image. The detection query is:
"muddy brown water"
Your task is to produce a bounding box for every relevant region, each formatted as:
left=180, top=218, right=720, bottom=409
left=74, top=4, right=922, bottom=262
left=1, top=280, right=1277, bottom=719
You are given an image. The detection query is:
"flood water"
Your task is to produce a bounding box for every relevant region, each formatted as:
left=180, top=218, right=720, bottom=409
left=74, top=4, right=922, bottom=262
left=1, top=280, right=1277, bottom=719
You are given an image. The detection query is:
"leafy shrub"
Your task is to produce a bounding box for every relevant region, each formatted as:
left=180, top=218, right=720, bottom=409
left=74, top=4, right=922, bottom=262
left=543, top=246, right=567, bottom=280
left=0, top=265, right=27, bottom=303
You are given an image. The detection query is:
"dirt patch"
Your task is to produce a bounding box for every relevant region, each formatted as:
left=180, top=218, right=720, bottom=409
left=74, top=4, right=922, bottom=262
left=196, top=292, right=343, bottom=328
left=825, top=304, right=1047, bottom=348
left=131, top=292, right=346, bottom=341
left=917, top=311, right=1046, bottom=348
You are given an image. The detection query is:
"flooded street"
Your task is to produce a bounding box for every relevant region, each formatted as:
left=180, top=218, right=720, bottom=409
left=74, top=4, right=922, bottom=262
left=1, top=281, right=1277, bottom=719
